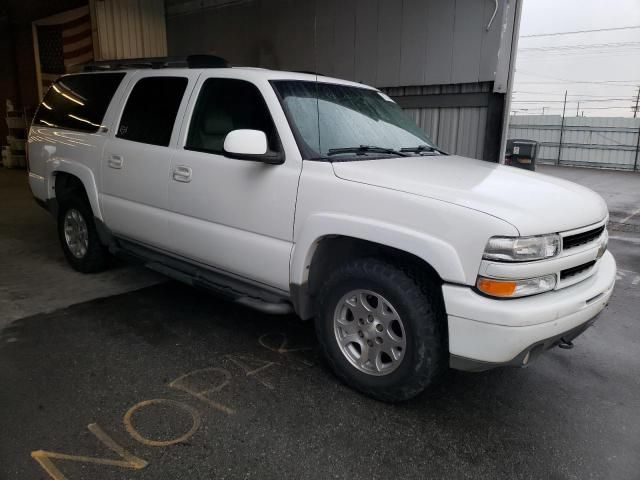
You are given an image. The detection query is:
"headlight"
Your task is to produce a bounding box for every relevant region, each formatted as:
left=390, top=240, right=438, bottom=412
left=483, top=234, right=560, bottom=262
left=477, top=274, right=557, bottom=298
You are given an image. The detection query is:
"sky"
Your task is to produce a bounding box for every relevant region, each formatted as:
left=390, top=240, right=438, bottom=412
left=512, top=0, right=640, bottom=117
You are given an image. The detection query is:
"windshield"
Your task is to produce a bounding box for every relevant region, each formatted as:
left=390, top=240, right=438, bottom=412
left=272, top=80, right=440, bottom=160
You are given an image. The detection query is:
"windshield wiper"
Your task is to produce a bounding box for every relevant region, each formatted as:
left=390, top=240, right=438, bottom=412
left=327, top=145, right=410, bottom=157
left=400, top=144, right=441, bottom=154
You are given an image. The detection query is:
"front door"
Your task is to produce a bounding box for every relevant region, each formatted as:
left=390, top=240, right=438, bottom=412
left=167, top=76, right=301, bottom=291
left=101, top=73, right=192, bottom=250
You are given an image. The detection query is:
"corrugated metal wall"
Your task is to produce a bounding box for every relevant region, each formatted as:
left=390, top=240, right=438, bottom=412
left=163, top=0, right=518, bottom=160
left=508, top=115, right=640, bottom=170
left=385, top=83, right=492, bottom=159
left=90, top=0, right=167, bottom=60
left=165, top=0, right=512, bottom=88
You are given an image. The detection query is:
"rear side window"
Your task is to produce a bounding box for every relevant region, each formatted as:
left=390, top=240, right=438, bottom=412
left=33, top=73, right=125, bottom=132
left=117, top=76, right=188, bottom=147
left=185, top=78, right=280, bottom=154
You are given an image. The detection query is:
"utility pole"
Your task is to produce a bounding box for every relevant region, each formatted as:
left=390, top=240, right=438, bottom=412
left=634, top=118, right=640, bottom=171
left=634, top=87, right=640, bottom=171
left=576, top=101, right=580, bottom=116
left=557, top=90, right=567, bottom=165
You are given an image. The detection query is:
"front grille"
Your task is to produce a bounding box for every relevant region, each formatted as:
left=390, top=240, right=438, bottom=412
left=560, top=260, right=596, bottom=280
left=562, top=225, right=604, bottom=250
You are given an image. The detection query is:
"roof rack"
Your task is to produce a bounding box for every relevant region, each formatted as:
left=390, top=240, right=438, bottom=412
left=292, top=70, right=321, bottom=75
left=83, top=55, right=229, bottom=72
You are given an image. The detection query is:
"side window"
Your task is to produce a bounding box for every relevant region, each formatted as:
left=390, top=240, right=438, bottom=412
left=117, top=76, right=188, bottom=147
left=185, top=78, right=280, bottom=155
left=34, top=73, right=125, bottom=132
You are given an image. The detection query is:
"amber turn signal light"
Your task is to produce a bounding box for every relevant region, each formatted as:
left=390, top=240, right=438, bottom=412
left=476, top=277, right=517, bottom=297
left=476, top=274, right=557, bottom=298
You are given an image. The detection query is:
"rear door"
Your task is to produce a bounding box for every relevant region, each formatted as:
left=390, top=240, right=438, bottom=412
left=100, top=71, right=195, bottom=250
left=167, top=75, right=301, bottom=291
left=29, top=72, right=126, bottom=203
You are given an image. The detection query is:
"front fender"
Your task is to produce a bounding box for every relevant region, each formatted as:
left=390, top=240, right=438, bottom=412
left=290, top=212, right=467, bottom=286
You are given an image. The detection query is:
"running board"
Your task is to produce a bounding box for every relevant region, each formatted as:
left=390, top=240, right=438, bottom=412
left=111, top=239, right=293, bottom=315
left=235, top=296, right=293, bottom=315
left=147, top=262, right=293, bottom=315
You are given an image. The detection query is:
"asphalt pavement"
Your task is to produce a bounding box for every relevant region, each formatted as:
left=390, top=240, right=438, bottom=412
left=1, top=165, right=639, bottom=479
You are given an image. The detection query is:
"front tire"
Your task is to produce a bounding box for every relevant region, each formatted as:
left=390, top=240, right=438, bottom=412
left=315, top=258, right=447, bottom=402
left=57, top=195, right=110, bottom=273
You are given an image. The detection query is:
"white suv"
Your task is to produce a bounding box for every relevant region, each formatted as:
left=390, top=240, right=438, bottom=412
left=28, top=56, right=616, bottom=401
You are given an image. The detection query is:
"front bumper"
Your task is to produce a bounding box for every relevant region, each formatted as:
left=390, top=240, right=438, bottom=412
left=444, top=250, right=616, bottom=370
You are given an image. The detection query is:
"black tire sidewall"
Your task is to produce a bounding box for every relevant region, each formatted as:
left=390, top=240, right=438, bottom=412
left=315, top=260, right=445, bottom=399
left=57, top=195, right=107, bottom=272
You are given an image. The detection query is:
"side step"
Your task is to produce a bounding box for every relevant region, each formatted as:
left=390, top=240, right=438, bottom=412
left=235, top=296, right=293, bottom=315
left=146, top=262, right=293, bottom=315
left=111, top=239, right=293, bottom=315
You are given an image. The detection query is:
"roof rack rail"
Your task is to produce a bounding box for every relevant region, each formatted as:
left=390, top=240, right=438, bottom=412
left=83, top=55, right=229, bottom=72
left=292, top=70, right=324, bottom=76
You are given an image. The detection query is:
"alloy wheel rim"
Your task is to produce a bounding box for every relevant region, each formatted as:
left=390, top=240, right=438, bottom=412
left=63, top=209, right=89, bottom=259
left=333, top=289, right=406, bottom=376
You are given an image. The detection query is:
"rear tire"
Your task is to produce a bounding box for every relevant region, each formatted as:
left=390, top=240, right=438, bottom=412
left=315, top=258, right=447, bottom=402
left=57, top=194, right=110, bottom=273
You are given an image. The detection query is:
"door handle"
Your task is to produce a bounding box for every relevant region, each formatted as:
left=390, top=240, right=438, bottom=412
left=172, top=165, right=192, bottom=183
left=108, top=155, right=124, bottom=169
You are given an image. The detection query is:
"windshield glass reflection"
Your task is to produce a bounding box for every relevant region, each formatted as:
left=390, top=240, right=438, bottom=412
left=273, top=80, right=439, bottom=160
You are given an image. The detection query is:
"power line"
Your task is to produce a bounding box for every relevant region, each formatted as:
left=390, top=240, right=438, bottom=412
left=519, top=41, right=640, bottom=52
left=520, top=25, right=640, bottom=38
left=513, top=91, right=637, bottom=98
left=519, top=48, right=640, bottom=57
left=518, top=70, right=640, bottom=84
left=512, top=97, right=633, bottom=101
left=512, top=98, right=633, bottom=103
left=518, top=50, right=640, bottom=60
left=516, top=80, right=640, bottom=87
left=519, top=51, right=640, bottom=60
left=514, top=105, right=632, bottom=111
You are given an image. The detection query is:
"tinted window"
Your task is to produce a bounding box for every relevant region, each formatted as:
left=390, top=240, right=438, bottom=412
left=33, top=73, right=125, bottom=132
left=117, top=77, right=188, bottom=147
left=186, top=78, right=280, bottom=154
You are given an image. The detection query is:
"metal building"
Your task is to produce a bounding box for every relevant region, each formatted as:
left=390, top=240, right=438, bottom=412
left=165, top=0, right=523, bottom=162
left=1, top=0, right=522, bottom=162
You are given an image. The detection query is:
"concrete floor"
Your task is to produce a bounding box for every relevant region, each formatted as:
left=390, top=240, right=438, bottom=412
left=0, top=168, right=162, bottom=328
left=538, top=165, right=640, bottom=229
left=0, top=165, right=639, bottom=479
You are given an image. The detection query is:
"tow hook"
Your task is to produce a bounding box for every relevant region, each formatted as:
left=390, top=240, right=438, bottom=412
left=558, top=338, right=574, bottom=350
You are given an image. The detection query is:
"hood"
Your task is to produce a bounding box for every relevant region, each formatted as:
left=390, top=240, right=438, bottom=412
left=331, top=155, right=608, bottom=236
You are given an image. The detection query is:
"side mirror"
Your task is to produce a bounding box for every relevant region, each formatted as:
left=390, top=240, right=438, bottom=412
left=223, top=129, right=283, bottom=164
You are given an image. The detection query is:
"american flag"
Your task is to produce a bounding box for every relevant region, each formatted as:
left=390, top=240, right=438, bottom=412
left=35, top=7, right=94, bottom=97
